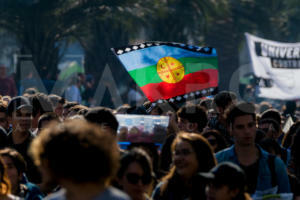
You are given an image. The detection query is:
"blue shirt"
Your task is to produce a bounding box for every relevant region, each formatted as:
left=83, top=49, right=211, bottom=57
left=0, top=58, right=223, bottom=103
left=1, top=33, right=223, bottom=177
left=215, top=145, right=291, bottom=193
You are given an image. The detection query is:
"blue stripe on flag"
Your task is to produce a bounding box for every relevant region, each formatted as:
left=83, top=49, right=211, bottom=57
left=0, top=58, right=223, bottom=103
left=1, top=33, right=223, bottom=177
left=117, top=45, right=217, bottom=71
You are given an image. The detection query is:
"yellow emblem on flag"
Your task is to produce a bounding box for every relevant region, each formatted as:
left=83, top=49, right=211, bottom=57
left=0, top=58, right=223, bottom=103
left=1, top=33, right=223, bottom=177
left=157, top=57, right=185, bottom=83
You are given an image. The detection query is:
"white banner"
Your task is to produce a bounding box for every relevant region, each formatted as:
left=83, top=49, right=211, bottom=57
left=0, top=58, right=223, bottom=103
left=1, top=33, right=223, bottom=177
left=245, top=33, right=300, bottom=100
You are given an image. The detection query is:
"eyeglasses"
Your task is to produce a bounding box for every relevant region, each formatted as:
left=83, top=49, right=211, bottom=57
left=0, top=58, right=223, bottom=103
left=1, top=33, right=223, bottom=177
left=126, top=173, right=152, bottom=185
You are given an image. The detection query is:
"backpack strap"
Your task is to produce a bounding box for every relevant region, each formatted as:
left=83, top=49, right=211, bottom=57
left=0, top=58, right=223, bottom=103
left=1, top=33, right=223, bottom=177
left=268, top=154, right=277, bottom=187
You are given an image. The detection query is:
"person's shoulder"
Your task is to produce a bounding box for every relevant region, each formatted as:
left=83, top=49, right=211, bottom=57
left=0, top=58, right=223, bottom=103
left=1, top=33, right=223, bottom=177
left=5, top=194, right=21, bottom=200
left=43, top=189, right=66, bottom=200
left=97, top=187, right=131, bottom=200
left=215, top=145, right=234, bottom=160
left=152, top=181, right=164, bottom=200
left=24, top=182, right=45, bottom=199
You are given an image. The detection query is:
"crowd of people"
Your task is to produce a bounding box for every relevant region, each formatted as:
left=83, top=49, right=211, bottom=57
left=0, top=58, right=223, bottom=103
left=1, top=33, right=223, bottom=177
left=0, top=82, right=299, bottom=199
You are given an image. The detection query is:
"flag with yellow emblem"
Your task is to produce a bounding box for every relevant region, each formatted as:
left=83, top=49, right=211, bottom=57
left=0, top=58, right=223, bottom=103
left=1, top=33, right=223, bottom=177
left=112, top=42, right=219, bottom=102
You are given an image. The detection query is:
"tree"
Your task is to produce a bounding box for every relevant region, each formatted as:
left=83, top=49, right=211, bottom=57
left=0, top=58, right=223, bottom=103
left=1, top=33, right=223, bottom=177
left=0, top=0, right=123, bottom=79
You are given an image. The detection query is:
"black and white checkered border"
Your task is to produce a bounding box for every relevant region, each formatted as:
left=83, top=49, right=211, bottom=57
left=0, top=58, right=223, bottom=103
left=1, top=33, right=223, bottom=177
left=111, top=42, right=214, bottom=56
left=150, top=87, right=218, bottom=106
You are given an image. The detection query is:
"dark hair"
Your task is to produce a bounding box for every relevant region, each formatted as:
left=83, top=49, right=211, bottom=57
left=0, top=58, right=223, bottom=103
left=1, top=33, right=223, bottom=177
left=68, top=105, right=88, bottom=116
left=48, top=94, right=65, bottom=108
left=38, top=112, right=61, bottom=129
left=30, top=93, right=53, bottom=117
left=0, top=156, right=11, bottom=195
left=283, top=101, right=297, bottom=117
left=202, top=129, right=228, bottom=152
left=177, top=104, right=208, bottom=132
left=226, top=102, right=256, bottom=126
left=0, top=127, right=7, bottom=149
left=260, top=109, right=282, bottom=126
left=63, top=101, right=79, bottom=110
left=282, top=120, right=300, bottom=148
left=84, top=107, right=119, bottom=133
left=23, top=87, right=38, bottom=95
left=199, top=98, right=213, bottom=112
left=213, top=91, right=237, bottom=110
left=143, top=101, right=178, bottom=115
left=259, top=138, right=282, bottom=155
left=0, top=148, right=27, bottom=175
left=117, top=148, right=153, bottom=182
left=0, top=103, right=7, bottom=113
left=291, top=126, right=300, bottom=178
left=29, top=120, right=120, bottom=183
left=258, top=118, right=280, bottom=134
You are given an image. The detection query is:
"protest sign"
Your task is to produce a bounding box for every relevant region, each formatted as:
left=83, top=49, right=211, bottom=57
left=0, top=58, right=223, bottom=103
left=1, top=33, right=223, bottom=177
left=245, top=33, right=300, bottom=100
left=116, top=114, right=169, bottom=145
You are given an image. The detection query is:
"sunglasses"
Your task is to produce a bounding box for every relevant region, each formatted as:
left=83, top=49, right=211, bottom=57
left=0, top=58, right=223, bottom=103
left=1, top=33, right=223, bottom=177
left=126, top=173, right=152, bottom=185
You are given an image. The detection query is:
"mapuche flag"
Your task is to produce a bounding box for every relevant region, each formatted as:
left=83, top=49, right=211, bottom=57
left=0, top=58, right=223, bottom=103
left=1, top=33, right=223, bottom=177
left=112, top=42, right=218, bottom=102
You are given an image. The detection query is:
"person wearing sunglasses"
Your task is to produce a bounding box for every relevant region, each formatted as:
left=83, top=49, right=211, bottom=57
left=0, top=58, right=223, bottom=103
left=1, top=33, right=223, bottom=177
left=152, top=132, right=217, bottom=200
left=117, top=148, right=154, bottom=200
left=202, top=130, right=228, bottom=153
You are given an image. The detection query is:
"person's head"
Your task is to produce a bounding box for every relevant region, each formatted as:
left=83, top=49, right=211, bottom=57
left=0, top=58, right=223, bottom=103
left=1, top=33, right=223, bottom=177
left=260, top=109, right=282, bottom=128
left=37, top=112, right=61, bottom=134
left=48, top=94, right=65, bottom=117
left=202, top=130, right=227, bottom=153
left=30, top=93, right=53, bottom=118
left=177, top=104, right=208, bottom=133
left=0, top=103, right=9, bottom=130
left=0, top=148, right=26, bottom=194
left=0, top=156, right=11, bottom=196
left=67, top=105, right=88, bottom=118
left=23, top=88, right=38, bottom=96
left=258, top=118, right=280, bottom=139
left=114, top=104, right=131, bottom=115
left=258, top=101, right=272, bottom=114
left=282, top=120, right=300, bottom=149
left=226, top=102, right=257, bottom=147
left=117, top=148, right=153, bottom=200
left=7, top=96, right=33, bottom=133
left=62, top=101, right=78, bottom=119
left=199, top=162, right=248, bottom=200
left=30, top=93, right=53, bottom=128
left=171, top=132, right=216, bottom=180
left=283, top=101, right=297, bottom=117
left=213, top=91, right=237, bottom=115
left=29, top=120, right=120, bottom=186
left=84, top=107, right=119, bottom=135
left=200, top=98, right=214, bottom=112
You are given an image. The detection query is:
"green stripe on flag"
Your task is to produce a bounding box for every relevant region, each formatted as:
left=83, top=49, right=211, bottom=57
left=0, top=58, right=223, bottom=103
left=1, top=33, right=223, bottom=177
left=129, top=57, right=218, bottom=87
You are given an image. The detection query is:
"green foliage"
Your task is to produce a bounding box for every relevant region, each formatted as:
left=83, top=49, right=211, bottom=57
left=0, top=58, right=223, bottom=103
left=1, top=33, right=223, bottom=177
left=1, top=0, right=300, bottom=90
